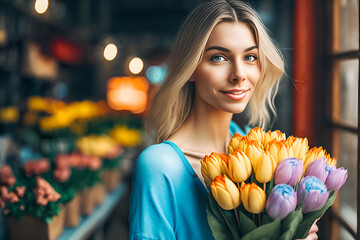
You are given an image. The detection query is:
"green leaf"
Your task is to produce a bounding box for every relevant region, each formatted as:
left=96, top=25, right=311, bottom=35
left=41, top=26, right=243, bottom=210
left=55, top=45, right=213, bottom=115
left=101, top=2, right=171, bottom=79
left=237, top=210, right=256, bottom=235
left=240, top=217, right=281, bottom=240
left=206, top=196, right=235, bottom=240
left=279, top=210, right=303, bottom=240
left=294, top=191, right=337, bottom=239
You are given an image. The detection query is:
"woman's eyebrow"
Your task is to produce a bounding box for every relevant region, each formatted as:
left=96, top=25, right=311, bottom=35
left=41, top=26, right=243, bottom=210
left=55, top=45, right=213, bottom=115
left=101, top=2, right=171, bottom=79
left=244, top=46, right=258, bottom=52
left=205, top=46, right=230, bottom=52
left=205, top=45, right=258, bottom=53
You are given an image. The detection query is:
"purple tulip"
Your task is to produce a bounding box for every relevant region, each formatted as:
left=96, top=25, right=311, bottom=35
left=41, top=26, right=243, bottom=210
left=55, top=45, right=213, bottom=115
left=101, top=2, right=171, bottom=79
left=274, top=157, right=303, bottom=186
left=325, top=167, right=348, bottom=191
left=297, top=176, right=329, bottom=213
left=304, top=157, right=328, bottom=183
left=266, top=184, right=297, bottom=220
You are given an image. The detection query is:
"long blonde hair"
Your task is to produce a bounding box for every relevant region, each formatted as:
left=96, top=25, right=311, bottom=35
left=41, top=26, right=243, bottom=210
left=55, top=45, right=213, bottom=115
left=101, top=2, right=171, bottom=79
left=147, top=0, right=284, bottom=144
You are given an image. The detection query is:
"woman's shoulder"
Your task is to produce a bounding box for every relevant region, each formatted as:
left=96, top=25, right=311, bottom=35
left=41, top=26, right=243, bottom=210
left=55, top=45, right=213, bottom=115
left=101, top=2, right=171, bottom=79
left=135, top=142, right=183, bottom=175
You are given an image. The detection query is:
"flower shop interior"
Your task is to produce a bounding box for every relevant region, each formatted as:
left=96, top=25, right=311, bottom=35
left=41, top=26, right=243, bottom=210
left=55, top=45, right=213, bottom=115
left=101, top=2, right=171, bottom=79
left=0, top=0, right=358, bottom=239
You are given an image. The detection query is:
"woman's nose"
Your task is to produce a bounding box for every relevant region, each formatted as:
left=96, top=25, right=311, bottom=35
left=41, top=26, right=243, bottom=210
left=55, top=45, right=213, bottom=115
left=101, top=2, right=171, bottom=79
left=230, top=62, right=246, bottom=82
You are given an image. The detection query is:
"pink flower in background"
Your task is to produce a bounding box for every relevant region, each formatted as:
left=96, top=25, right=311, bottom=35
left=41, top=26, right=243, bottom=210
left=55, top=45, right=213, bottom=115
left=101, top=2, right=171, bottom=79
left=104, top=145, right=123, bottom=159
left=88, top=156, right=102, bottom=170
left=54, top=168, right=71, bottom=182
left=0, top=186, right=19, bottom=203
left=0, top=165, right=16, bottom=187
left=15, top=186, right=26, bottom=198
left=24, top=158, right=50, bottom=177
left=56, top=154, right=71, bottom=169
left=33, top=177, right=61, bottom=206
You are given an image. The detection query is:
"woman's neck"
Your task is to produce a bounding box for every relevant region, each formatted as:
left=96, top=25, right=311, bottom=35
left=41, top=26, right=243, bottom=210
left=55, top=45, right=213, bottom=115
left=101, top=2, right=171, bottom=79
left=168, top=101, right=233, bottom=154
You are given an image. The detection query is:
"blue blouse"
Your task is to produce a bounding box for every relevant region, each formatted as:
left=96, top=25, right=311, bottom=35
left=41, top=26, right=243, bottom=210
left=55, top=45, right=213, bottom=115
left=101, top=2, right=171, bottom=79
left=129, top=122, right=250, bottom=240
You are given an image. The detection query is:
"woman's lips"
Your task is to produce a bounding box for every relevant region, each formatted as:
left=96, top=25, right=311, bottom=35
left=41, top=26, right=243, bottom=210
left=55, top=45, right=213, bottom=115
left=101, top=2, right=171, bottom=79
left=220, top=89, right=249, bottom=100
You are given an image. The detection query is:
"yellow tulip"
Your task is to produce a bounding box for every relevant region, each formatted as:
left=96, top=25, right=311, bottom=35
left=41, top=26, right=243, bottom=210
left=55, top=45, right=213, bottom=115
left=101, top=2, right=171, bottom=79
left=228, top=133, right=243, bottom=154
left=266, top=140, right=294, bottom=164
left=201, top=152, right=225, bottom=186
left=226, top=150, right=252, bottom=183
left=286, top=136, right=309, bottom=160
left=211, top=175, right=241, bottom=210
left=326, top=155, right=337, bottom=167
left=247, top=127, right=266, bottom=145
left=246, top=140, right=264, bottom=168
left=254, top=151, right=276, bottom=183
left=240, top=182, right=266, bottom=214
left=303, top=147, right=327, bottom=170
left=263, top=130, right=286, bottom=148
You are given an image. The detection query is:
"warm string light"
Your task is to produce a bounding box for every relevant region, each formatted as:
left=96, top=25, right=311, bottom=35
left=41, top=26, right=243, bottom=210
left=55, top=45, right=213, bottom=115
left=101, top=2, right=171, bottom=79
left=129, top=57, right=143, bottom=74
left=35, top=0, right=49, bottom=14
left=103, top=43, right=118, bottom=61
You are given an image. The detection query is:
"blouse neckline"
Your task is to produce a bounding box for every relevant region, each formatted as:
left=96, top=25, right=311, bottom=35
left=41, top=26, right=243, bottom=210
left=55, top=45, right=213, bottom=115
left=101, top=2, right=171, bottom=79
left=162, top=140, right=209, bottom=198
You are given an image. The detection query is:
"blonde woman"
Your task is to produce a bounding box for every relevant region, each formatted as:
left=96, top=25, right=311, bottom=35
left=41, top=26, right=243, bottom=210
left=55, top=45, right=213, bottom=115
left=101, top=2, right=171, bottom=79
left=129, top=1, right=318, bottom=239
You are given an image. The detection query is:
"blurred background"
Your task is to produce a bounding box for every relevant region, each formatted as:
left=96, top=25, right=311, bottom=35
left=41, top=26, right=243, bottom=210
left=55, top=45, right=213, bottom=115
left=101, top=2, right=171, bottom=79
left=0, top=0, right=358, bottom=239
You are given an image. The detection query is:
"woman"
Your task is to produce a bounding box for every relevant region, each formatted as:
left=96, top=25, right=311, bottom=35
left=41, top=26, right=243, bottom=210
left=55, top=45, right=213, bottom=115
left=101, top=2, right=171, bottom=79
left=129, top=1, right=318, bottom=239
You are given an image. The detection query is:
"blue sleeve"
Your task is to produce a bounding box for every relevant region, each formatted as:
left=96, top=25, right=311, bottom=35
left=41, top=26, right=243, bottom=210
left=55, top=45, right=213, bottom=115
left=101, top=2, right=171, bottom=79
left=129, top=145, right=177, bottom=240
left=229, top=120, right=251, bottom=136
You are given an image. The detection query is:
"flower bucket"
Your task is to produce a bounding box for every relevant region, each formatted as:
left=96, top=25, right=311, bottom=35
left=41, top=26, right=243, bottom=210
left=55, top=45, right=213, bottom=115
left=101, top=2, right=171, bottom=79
left=64, top=193, right=81, bottom=228
left=7, top=209, right=65, bottom=240
left=100, top=168, right=122, bottom=192
left=94, top=183, right=106, bottom=206
left=80, top=187, right=96, bottom=216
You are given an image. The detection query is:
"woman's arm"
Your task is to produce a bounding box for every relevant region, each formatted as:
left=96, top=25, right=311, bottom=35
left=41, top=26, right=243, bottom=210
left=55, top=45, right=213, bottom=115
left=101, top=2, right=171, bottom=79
left=129, top=146, right=177, bottom=240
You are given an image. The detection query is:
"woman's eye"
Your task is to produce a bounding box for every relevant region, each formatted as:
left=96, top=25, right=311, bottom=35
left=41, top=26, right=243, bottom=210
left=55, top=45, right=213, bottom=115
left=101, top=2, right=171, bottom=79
left=244, top=54, right=258, bottom=62
left=211, top=55, right=226, bottom=62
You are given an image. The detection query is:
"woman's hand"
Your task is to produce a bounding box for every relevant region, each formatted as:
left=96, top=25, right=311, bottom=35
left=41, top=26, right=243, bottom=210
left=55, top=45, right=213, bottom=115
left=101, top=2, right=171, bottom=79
left=297, top=220, right=319, bottom=240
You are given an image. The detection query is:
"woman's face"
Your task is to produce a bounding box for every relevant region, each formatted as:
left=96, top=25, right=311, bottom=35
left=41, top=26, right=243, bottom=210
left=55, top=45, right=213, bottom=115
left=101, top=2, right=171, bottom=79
left=192, top=21, right=261, bottom=114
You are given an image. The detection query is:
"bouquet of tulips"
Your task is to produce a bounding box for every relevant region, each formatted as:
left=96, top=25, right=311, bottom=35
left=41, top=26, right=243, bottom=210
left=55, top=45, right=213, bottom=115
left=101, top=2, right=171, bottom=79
left=201, top=127, right=348, bottom=240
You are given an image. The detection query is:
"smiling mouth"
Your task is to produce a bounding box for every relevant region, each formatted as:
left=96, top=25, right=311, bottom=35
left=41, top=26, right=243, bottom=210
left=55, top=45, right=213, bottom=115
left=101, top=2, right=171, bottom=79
left=220, top=90, right=249, bottom=94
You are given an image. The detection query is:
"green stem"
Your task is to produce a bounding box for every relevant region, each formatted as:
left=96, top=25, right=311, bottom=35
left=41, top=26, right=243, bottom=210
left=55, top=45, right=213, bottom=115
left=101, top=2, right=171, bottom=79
left=234, top=208, right=242, bottom=236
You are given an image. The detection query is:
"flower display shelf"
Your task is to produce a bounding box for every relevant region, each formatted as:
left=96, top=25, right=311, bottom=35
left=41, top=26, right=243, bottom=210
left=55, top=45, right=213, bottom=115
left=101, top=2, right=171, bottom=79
left=57, top=182, right=126, bottom=240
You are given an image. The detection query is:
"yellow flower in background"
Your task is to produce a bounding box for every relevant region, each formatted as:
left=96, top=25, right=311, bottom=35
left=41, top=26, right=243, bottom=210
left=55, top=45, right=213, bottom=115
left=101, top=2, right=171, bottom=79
left=246, top=140, right=264, bottom=169
left=76, top=135, right=118, bottom=157
left=211, top=175, right=241, bottom=210
left=286, top=136, right=309, bottom=160
left=240, top=182, right=266, bottom=214
left=227, top=150, right=252, bottom=183
left=263, top=130, right=286, bottom=148
left=39, top=116, right=57, bottom=132
left=27, top=96, right=48, bottom=112
left=0, top=106, right=19, bottom=123
left=201, top=152, right=226, bottom=186
left=53, top=108, right=74, bottom=128
left=303, top=147, right=327, bottom=170
left=110, top=125, right=142, bottom=147
left=266, top=140, right=294, bottom=164
left=254, top=151, right=277, bottom=183
left=247, top=127, right=266, bottom=145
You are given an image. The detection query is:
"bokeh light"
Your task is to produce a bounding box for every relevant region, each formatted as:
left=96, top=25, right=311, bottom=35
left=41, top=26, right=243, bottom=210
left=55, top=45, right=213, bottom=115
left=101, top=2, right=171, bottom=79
left=129, top=57, right=143, bottom=74
left=145, top=65, right=167, bottom=84
left=35, top=0, right=49, bottom=14
left=103, top=43, right=118, bottom=61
